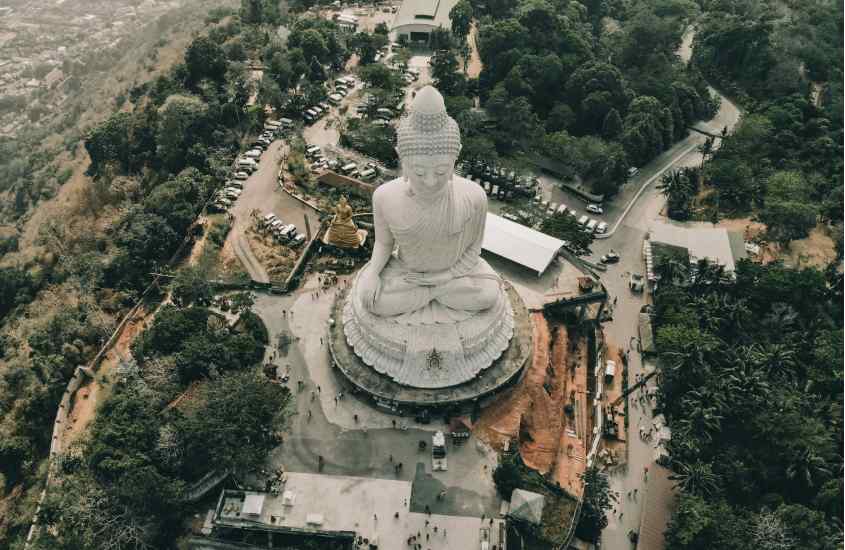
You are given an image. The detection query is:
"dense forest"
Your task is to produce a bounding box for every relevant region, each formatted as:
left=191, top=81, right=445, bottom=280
left=655, top=258, right=842, bottom=549
left=461, top=0, right=717, bottom=196
left=0, top=4, right=294, bottom=547
left=653, top=1, right=844, bottom=548
left=663, top=0, right=843, bottom=250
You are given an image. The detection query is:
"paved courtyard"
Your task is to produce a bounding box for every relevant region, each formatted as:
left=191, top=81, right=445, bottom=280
left=252, top=277, right=503, bottom=519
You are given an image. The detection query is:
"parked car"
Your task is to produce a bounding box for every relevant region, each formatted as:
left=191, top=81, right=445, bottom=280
left=291, top=233, right=307, bottom=247
left=305, top=145, right=321, bottom=158
left=585, top=219, right=598, bottom=233
left=629, top=273, right=645, bottom=292
left=244, top=149, right=261, bottom=159
left=233, top=171, right=249, bottom=180
left=596, top=221, right=608, bottom=234
left=586, top=204, right=604, bottom=215
left=628, top=166, right=639, bottom=178
left=263, top=213, right=278, bottom=227
left=600, top=251, right=620, bottom=264
left=577, top=215, right=589, bottom=226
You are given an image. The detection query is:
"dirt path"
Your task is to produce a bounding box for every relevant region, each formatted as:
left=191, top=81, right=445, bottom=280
left=59, top=306, right=154, bottom=449
left=466, top=22, right=482, bottom=79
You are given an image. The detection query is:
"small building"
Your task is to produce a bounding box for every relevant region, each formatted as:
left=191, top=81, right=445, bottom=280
left=507, top=489, right=545, bottom=526
left=645, top=221, right=745, bottom=282
left=482, top=213, right=564, bottom=276
left=390, top=0, right=460, bottom=44
left=334, top=13, right=358, bottom=32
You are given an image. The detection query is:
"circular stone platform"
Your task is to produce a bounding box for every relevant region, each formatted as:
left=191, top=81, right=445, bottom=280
left=328, top=282, right=532, bottom=412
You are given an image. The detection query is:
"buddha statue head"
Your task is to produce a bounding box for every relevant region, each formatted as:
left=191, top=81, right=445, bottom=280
left=396, top=86, right=462, bottom=199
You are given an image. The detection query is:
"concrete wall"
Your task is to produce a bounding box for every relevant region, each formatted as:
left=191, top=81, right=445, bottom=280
left=317, top=171, right=375, bottom=199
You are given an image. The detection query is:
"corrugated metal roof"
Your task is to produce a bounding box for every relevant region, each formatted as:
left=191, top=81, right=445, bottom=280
left=648, top=221, right=736, bottom=272
left=482, top=213, right=563, bottom=275
left=391, top=0, right=459, bottom=31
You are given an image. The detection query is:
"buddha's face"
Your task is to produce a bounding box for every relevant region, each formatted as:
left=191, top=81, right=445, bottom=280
left=403, top=154, right=456, bottom=196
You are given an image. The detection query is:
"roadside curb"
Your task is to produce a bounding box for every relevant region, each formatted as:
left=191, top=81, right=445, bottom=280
left=595, top=142, right=699, bottom=239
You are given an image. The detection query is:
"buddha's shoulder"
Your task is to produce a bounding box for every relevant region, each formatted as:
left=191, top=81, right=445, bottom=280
left=452, top=175, right=487, bottom=203
left=372, top=177, right=406, bottom=206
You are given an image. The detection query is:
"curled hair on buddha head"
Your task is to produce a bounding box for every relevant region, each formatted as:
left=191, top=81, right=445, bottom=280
left=396, top=85, right=462, bottom=160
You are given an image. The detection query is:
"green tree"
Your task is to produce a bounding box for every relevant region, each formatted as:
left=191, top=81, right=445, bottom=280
left=299, top=29, right=329, bottom=63
left=430, top=49, right=466, bottom=96
left=450, top=0, right=473, bottom=40
left=185, top=36, right=228, bottom=85
left=576, top=465, right=615, bottom=542
left=540, top=212, right=593, bottom=251
left=171, top=265, right=213, bottom=307
left=658, top=169, right=698, bottom=221
left=155, top=94, right=209, bottom=172
left=758, top=171, right=819, bottom=244
left=175, top=370, right=289, bottom=477
left=602, top=108, right=623, bottom=140
left=670, top=460, right=721, bottom=497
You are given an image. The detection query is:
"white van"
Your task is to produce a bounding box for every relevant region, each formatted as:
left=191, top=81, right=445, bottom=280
left=359, top=168, right=376, bottom=180
left=585, top=219, right=598, bottom=233
left=340, top=162, right=357, bottom=175
left=263, top=213, right=278, bottom=227
left=291, top=233, right=307, bottom=246
left=279, top=117, right=294, bottom=129
left=244, top=149, right=261, bottom=159
left=577, top=215, right=589, bottom=226
left=237, top=158, right=258, bottom=172
left=278, top=224, right=297, bottom=239
left=596, top=221, right=608, bottom=234
left=376, top=108, right=393, bottom=118
left=305, top=145, right=321, bottom=158
left=328, top=93, right=344, bottom=105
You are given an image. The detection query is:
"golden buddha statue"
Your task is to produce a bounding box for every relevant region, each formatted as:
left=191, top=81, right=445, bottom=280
left=324, top=195, right=365, bottom=248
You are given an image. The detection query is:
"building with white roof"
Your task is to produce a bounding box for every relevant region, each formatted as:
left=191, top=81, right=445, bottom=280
left=210, top=472, right=506, bottom=549
left=644, top=221, right=744, bottom=282
left=390, top=0, right=460, bottom=43
left=482, top=212, right=564, bottom=276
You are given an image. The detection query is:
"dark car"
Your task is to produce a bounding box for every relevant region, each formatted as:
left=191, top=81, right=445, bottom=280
left=601, top=251, right=621, bottom=264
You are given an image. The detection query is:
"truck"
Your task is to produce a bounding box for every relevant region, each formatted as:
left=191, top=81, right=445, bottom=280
left=432, top=431, right=447, bottom=472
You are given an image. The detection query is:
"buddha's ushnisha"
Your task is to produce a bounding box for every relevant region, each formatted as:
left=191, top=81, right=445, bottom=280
left=354, top=85, right=500, bottom=321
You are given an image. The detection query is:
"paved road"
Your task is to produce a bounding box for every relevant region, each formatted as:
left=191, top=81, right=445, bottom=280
left=593, top=73, right=742, bottom=550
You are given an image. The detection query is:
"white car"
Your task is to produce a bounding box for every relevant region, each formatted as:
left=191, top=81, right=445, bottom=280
left=586, top=204, right=604, bottom=215
left=233, top=171, right=249, bottom=180
left=244, top=149, right=262, bottom=159
left=628, top=166, right=639, bottom=178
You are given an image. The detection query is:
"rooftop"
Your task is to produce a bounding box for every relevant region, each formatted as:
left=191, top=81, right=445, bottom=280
left=391, top=0, right=459, bottom=30
left=213, top=473, right=506, bottom=549
left=483, top=213, right=564, bottom=275
left=647, top=221, right=737, bottom=272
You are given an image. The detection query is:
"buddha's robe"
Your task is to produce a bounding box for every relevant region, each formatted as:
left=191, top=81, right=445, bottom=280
left=367, top=176, right=500, bottom=322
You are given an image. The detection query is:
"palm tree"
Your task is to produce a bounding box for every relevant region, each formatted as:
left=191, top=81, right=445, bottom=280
left=786, top=447, right=831, bottom=489
left=746, top=343, right=798, bottom=378
left=669, top=460, right=721, bottom=497
left=678, top=396, right=724, bottom=443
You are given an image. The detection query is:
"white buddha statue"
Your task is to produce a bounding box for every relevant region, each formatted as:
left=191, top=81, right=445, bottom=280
left=342, top=86, right=513, bottom=388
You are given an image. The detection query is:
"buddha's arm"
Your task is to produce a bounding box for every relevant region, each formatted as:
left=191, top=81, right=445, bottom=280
left=449, top=206, right=484, bottom=279
left=368, top=193, right=394, bottom=277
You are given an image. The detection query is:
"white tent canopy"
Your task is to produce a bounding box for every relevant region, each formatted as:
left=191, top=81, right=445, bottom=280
left=483, top=213, right=564, bottom=275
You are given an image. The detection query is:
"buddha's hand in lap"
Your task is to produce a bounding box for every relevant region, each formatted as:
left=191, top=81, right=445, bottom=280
left=358, top=268, right=382, bottom=309
left=404, top=270, right=453, bottom=287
